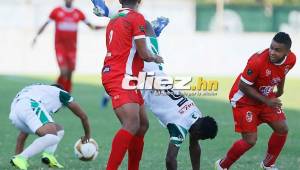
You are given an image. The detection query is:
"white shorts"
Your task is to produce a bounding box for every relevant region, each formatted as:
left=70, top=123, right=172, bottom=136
left=9, top=98, right=54, bottom=134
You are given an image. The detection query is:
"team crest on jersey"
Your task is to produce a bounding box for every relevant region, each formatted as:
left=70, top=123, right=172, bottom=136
left=246, top=111, right=253, bottom=122
left=266, top=69, right=271, bottom=77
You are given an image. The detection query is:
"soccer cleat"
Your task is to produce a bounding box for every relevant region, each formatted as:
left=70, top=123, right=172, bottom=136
left=41, top=152, right=64, bottom=168
left=260, top=162, right=279, bottom=170
left=151, top=17, right=170, bottom=37
left=214, top=159, right=228, bottom=170
left=91, top=0, right=109, bottom=17
left=10, top=155, right=29, bottom=170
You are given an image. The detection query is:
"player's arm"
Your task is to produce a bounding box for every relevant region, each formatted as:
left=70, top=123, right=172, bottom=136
left=32, top=20, right=51, bottom=46
left=135, top=39, right=164, bottom=63
left=83, top=20, right=104, bottom=30
left=275, top=78, right=285, bottom=97
left=15, top=131, right=29, bottom=154
left=166, top=143, right=180, bottom=170
left=67, top=102, right=91, bottom=143
left=189, top=135, right=201, bottom=170
left=239, top=81, right=282, bottom=108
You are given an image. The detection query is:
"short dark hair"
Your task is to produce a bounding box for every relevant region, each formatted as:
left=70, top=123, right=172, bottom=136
left=273, top=32, right=292, bottom=49
left=120, top=0, right=140, bottom=5
left=189, top=116, right=218, bottom=140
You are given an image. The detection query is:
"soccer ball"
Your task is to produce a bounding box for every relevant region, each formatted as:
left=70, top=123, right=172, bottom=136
left=74, top=138, right=99, bottom=161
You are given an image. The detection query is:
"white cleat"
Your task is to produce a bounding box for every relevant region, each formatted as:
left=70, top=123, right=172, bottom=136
left=260, top=162, right=279, bottom=170
left=215, top=159, right=228, bottom=170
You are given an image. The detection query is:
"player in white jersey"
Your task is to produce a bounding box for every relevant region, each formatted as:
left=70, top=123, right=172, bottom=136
left=143, top=21, right=218, bottom=170
left=9, top=84, right=91, bottom=170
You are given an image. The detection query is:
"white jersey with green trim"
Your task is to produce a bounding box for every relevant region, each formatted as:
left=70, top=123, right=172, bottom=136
left=143, top=36, right=165, bottom=76
left=13, top=84, right=73, bottom=115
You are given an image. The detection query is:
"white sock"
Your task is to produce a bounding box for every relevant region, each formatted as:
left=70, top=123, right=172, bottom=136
left=44, top=130, right=65, bottom=154
left=20, top=134, right=59, bottom=159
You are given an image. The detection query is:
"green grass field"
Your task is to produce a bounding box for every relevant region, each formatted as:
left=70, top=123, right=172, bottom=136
left=0, top=74, right=299, bottom=170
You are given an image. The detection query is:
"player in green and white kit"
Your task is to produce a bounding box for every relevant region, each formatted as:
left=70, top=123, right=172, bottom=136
left=9, top=84, right=91, bottom=170
left=143, top=21, right=218, bottom=169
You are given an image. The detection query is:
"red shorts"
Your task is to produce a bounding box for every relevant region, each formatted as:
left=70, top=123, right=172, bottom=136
left=55, top=43, right=76, bottom=71
left=232, top=104, right=286, bottom=133
left=102, top=78, right=144, bottom=109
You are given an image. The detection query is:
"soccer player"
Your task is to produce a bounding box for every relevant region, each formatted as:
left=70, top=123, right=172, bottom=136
left=215, top=32, right=296, bottom=170
left=101, top=0, right=163, bottom=170
left=142, top=21, right=218, bottom=170
left=32, top=0, right=103, bottom=92
left=9, top=84, right=91, bottom=170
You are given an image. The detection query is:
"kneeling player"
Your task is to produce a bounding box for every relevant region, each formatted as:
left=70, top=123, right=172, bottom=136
left=9, top=84, right=91, bottom=170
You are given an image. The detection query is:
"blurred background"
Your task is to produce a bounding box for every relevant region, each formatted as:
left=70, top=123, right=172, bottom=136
left=0, top=0, right=299, bottom=76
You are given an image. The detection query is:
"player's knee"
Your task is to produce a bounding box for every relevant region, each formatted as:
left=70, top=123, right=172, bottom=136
left=242, top=135, right=257, bottom=146
left=123, top=121, right=140, bottom=134
left=36, top=123, right=58, bottom=137
left=275, top=125, right=289, bottom=135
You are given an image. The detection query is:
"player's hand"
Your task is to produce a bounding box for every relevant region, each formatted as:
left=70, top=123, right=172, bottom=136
left=154, top=55, right=164, bottom=64
left=81, top=135, right=90, bottom=144
left=265, top=98, right=282, bottom=108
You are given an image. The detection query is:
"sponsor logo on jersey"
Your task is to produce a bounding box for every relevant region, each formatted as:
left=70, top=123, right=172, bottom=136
left=179, top=102, right=194, bottom=114
left=259, top=86, right=274, bottom=96
left=271, top=77, right=281, bottom=85
left=247, top=69, right=253, bottom=75
left=102, top=66, right=111, bottom=73
left=58, top=22, right=78, bottom=31
left=246, top=111, right=253, bottom=122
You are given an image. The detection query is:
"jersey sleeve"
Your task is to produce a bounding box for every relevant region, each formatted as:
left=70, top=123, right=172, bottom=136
left=59, top=91, right=74, bottom=106
left=49, top=8, right=58, bottom=20
left=240, top=56, right=261, bottom=85
left=131, top=13, right=146, bottom=40
left=77, top=9, right=86, bottom=21
left=167, top=123, right=188, bottom=147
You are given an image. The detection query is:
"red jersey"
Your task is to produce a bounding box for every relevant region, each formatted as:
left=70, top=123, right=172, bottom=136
left=102, top=8, right=146, bottom=83
left=49, top=7, right=86, bottom=46
left=229, top=49, right=296, bottom=106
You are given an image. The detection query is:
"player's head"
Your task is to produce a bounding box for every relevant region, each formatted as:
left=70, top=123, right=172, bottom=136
left=64, top=0, right=73, bottom=8
left=269, top=32, right=292, bottom=63
left=119, top=0, right=141, bottom=9
left=189, top=116, right=218, bottom=140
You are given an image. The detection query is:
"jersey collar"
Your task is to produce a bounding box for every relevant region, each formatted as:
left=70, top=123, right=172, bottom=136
left=273, top=56, right=287, bottom=66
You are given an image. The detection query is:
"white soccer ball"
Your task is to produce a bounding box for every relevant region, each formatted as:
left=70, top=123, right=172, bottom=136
left=74, top=138, right=99, bottom=161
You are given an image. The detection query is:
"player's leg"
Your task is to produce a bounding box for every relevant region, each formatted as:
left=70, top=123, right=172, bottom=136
left=216, top=106, right=258, bottom=169
left=261, top=107, right=288, bottom=168
left=41, top=124, right=64, bottom=168
left=55, top=45, right=70, bottom=92
left=128, top=104, right=149, bottom=170
left=106, top=103, right=141, bottom=170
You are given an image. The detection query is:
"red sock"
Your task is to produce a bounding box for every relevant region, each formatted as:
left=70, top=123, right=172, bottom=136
left=220, top=139, right=253, bottom=169
left=106, top=129, right=133, bottom=170
left=56, top=76, right=71, bottom=92
left=128, top=136, right=144, bottom=170
left=263, top=132, right=287, bottom=166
